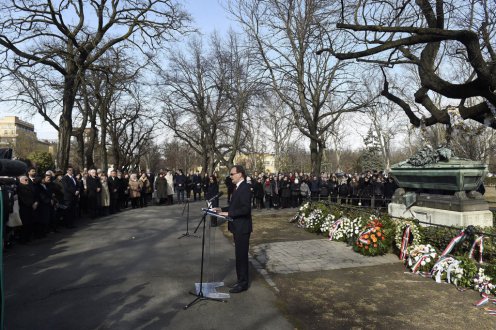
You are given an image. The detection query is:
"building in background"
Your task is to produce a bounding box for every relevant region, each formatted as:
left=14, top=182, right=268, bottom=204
left=0, top=116, right=56, bottom=158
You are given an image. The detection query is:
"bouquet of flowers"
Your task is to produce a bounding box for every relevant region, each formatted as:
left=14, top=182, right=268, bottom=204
left=341, top=217, right=364, bottom=243
left=430, top=256, right=462, bottom=284
left=406, top=244, right=437, bottom=273
left=320, top=214, right=336, bottom=235
left=353, top=218, right=388, bottom=256
left=301, top=209, right=325, bottom=233
left=473, top=268, right=495, bottom=294
left=291, top=202, right=312, bottom=226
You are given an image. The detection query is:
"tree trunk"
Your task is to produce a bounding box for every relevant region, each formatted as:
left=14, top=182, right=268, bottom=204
left=57, top=74, right=77, bottom=170
left=85, top=127, right=97, bottom=169
left=100, top=128, right=108, bottom=172
left=75, top=133, right=85, bottom=170
left=201, top=152, right=209, bottom=175
left=310, top=139, right=323, bottom=175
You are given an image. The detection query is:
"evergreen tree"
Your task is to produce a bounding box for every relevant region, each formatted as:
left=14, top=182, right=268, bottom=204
left=358, top=127, right=384, bottom=172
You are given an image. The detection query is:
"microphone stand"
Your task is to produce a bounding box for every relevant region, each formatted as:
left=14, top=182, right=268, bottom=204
left=184, top=209, right=227, bottom=309
left=178, top=198, right=200, bottom=239
left=193, top=193, right=221, bottom=233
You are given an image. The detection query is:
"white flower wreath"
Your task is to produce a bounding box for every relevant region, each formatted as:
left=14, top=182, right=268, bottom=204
left=395, top=220, right=422, bottom=251
left=320, top=214, right=336, bottom=233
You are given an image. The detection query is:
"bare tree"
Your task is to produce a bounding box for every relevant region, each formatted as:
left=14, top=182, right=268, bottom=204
left=158, top=31, right=258, bottom=173
left=106, top=92, right=156, bottom=171
left=229, top=0, right=372, bottom=174
left=0, top=0, right=189, bottom=169
left=158, top=35, right=227, bottom=174
left=215, top=31, right=261, bottom=169
left=259, top=92, right=295, bottom=173
left=318, top=0, right=496, bottom=129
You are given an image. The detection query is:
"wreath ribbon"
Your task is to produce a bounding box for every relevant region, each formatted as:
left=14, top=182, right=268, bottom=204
left=328, top=219, right=343, bottom=241
left=441, top=230, right=467, bottom=256
left=399, top=225, right=411, bottom=260
left=469, top=235, right=484, bottom=264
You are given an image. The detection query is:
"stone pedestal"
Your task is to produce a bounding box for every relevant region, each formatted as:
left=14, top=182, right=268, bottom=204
left=389, top=203, right=493, bottom=228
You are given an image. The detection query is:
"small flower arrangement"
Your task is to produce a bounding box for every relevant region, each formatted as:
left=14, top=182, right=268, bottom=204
left=320, top=214, right=335, bottom=235
left=341, top=217, right=364, bottom=241
left=430, top=256, right=462, bottom=284
left=291, top=202, right=313, bottom=226
left=473, top=268, right=495, bottom=294
left=353, top=218, right=388, bottom=256
left=455, top=257, right=478, bottom=288
left=406, top=244, right=437, bottom=273
left=394, top=220, right=422, bottom=252
left=302, top=209, right=325, bottom=233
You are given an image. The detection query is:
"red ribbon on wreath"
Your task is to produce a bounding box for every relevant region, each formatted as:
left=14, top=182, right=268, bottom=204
left=399, top=225, right=411, bottom=260
left=468, top=235, right=484, bottom=264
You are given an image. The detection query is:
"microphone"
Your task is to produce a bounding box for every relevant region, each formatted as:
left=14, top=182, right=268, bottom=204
left=0, top=159, right=28, bottom=177
left=207, top=191, right=223, bottom=203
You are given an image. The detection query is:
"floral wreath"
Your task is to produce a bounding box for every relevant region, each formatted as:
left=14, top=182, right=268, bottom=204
left=394, top=220, right=422, bottom=250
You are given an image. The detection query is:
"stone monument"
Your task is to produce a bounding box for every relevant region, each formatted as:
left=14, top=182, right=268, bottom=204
left=388, top=146, right=493, bottom=227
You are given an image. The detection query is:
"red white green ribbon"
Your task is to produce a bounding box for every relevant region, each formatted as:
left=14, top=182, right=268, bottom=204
left=328, top=219, right=343, bottom=241
left=399, top=225, right=411, bottom=260
left=475, top=293, right=496, bottom=306
left=441, top=230, right=467, bottom=256
left=412, top=255, right=430, bottom=273
left=469, top=235, right=484, bottom=264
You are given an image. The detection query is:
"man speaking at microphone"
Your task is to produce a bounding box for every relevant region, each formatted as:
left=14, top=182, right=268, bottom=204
left=215, top=165, right=252, bottom=293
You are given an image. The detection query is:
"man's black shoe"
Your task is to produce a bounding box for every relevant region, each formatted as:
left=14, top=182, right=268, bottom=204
left=229, top=285, right=248, bottom=293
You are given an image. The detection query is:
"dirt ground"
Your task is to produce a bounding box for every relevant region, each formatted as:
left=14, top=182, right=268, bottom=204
left=222, top=209, right=496, bottom=330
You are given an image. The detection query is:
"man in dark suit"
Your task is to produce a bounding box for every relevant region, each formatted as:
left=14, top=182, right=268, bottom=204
left=216, top=165, right=252, bottom=293
left=61, top=166, right=79, bottom=228
left=108, top=169, right=120, bottom=214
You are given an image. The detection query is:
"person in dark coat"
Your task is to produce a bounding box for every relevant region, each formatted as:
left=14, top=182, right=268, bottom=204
left=252, top=177, right=264, bottom=209
left=360, top=176, right=373, bottom=207
left=175, top=170, right=186, bottom=203
left=215, top=165, right=252, bottom=293
left=225, top=175, right=235, bottom=204
left=263, top=177, right=273, bottom=209
left=290, top=178, right=301, bottom=208
left=205, top=174, right=220, bottom=207
left=17, top=175, right=38, bottom=242
left=309, top=176, right=320, bottom=201
left=349, top=176, right=360, bottom=205
left=86, top=169, right=102, bottom=218
left=61, top=166, right=79, bottom=228
left=38, top=174, right=54, bottom=236
left=192, top=172, right=201, bottom=201
left=202, top=173, right=210, bottom=201
left=320, top=177, right=330, bottom=201
left=338, top=178, right=349, bottom=204
left=154, top=172, right=168, bottom=205
left=108, top=169, right=120, bottom=213
left=280, top=176, right=291, bottom=208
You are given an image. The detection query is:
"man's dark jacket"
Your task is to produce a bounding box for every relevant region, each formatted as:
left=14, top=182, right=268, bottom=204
left=222, top=180, right=252, bottom=234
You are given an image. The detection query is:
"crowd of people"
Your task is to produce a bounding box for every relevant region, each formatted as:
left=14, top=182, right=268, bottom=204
left=3, top=165, right=397, bottom=249
left=4, top=167, right=177, bottom=247
left=230, top=170, right=398, bottom=210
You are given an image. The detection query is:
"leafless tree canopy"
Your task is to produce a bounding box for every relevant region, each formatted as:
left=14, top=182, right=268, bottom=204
left=0, top=0, right=189, bottom=169
left=229, top=0, right=374, bottom=174
left=317, top=0, right=496, bottom=129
